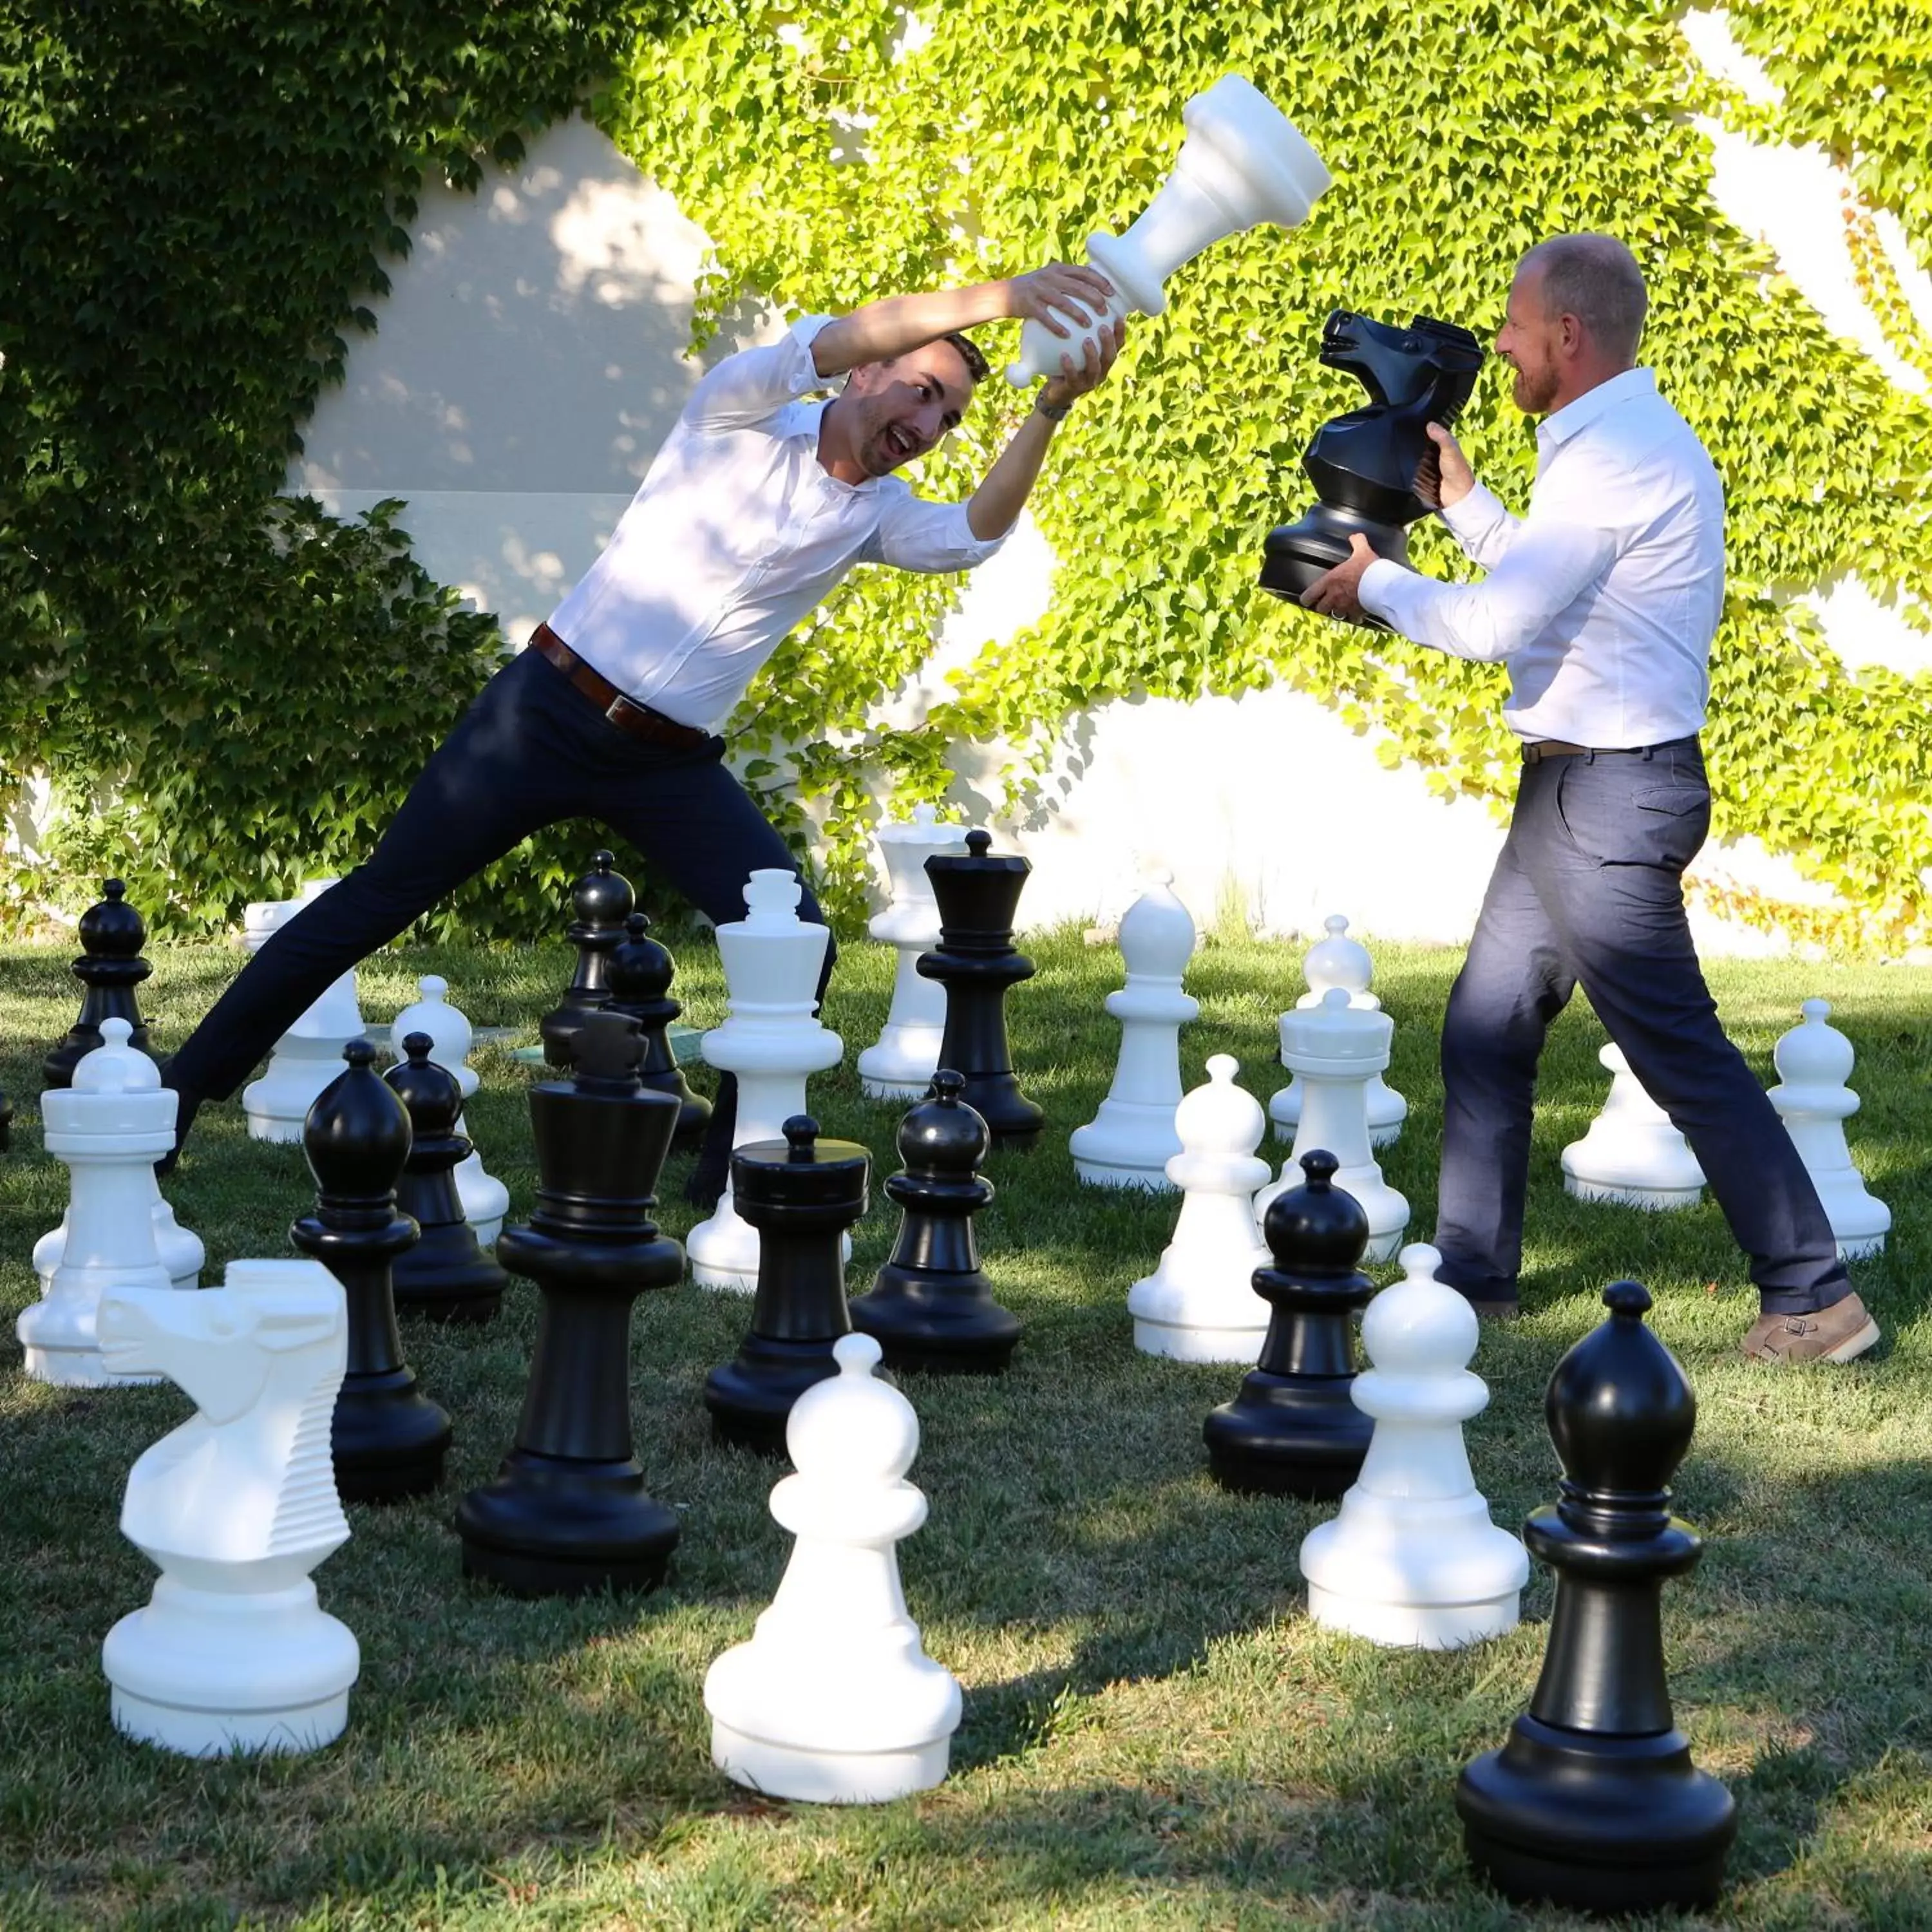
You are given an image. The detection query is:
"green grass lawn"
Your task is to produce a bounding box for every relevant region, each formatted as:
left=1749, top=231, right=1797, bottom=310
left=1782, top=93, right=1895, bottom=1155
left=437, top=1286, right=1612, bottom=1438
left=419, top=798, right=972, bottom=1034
left=2, top=927, right=1928, bottom=1931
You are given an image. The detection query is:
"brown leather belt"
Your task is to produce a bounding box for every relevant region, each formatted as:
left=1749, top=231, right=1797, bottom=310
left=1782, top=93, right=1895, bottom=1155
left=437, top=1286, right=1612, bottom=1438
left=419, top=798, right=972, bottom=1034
left=1520, top=737, right=1690, bottom=764
left=531, top=623, right=709, bottom=750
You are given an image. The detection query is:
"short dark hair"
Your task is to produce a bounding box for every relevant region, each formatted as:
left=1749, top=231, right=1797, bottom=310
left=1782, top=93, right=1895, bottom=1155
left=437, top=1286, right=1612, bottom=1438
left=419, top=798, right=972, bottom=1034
left=1520, top=234, right=1649, bottom=363
left=939, top=329, right=990, bottom=385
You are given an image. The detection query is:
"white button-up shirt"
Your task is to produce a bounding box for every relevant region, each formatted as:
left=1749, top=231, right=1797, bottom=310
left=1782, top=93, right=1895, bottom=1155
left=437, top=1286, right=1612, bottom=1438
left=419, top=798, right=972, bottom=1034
left=547, top=314, right=1005, bottom=730
left=1358, top=367, right=1724, bottom=747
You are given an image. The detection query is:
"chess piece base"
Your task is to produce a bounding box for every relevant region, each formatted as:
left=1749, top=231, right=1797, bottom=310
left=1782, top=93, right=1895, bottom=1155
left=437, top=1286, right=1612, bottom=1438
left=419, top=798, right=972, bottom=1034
left=1457, top=1715, right=1738, bottom=1912
left=849, top=1280, right=1021, bottom=1376
left=1259, top=506, right=1408, bottom=627
left=332, top=1373, right=453, bottom=1503
left=456, top=1452, right=679, bottom=1596
left=1132, top=1312, right=1268, bottom=1364
left=1562, top=1173, right=1703, bottom=1211
left=390, top=1227, right=507, bottom=1323
left=704, top=1335, right=843, bottom=1455
left=710, top=1720, right=949, bottom=1805
left=19, top=1287, right=167, bottom=1388
left=1203, top=1373, right=1374, bottom=1499
left=102, top=1577, right=359, bottom=1757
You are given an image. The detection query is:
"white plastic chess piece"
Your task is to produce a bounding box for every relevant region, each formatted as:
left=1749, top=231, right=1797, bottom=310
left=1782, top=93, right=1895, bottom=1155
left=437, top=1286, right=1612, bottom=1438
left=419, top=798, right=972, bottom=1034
left=688, top=870, right=844, bottom=1291
left=857, top=804, right=970, bottom=1100
left=1561, top=1043, right=1705, bottom=1210
left=1298, top=1243, right=1528, bottom=1648
left=1126, top=1056, right=1272, bottom=1361
left=20, top=1019, right=178, bottom=1387
left=1006, top=73, right=1331, bottom=385
left=1255, top=989, right=1409, bottom=1261
left=1268, top=916, right=1407, bottom=1148
left=35, top=1196, right=202, bottom=1295
left=1769, top=999, right=1889, bottom=1258
left=99, top=1258, right=359, bottom=1756
left=1071, top=871, right=1200, bottom=1189
left=243, top=879, right=368, bottom=1143
left=390, top=974, right=509, bottom=1245
left=705, top=1332, right=960, bottom=1803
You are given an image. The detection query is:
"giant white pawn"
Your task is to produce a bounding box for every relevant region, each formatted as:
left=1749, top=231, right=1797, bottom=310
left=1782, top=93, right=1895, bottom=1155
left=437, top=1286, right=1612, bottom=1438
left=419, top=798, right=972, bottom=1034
left=1299, top=1242, right=1528, bottom=1648
left=20, top=1019, right=177, bottom=1387
left=390, top=974, right=509, bottom=1245
left=688, top=870, right=844, bottom=1291
left=857, top=804, right=969, bottom=1100
left=1126, top=1056, right=1272, bottom=1361
left=1072, top=871, right=1200, bottom=1189
left=1769, top=999, right=1889, bottom=1258
left=1561, top=1043, right=1705, bottom=1210
left=706, top=1332, right=960, bottom=1803
left=98, top=1258, right=359, bottom=1756
left=1256, top=989, right=1409, bottom=1262
left=1268, top=915, right=1408, bottom=1148
left=243, top=879, right=368, bottom=1142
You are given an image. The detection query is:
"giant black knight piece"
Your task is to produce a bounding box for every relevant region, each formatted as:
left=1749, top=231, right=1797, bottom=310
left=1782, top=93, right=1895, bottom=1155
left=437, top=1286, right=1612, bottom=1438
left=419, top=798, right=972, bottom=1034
left=1260, top=308, right=1484, bottom=621
left=1455, top=1281, right=1736, bottom=1911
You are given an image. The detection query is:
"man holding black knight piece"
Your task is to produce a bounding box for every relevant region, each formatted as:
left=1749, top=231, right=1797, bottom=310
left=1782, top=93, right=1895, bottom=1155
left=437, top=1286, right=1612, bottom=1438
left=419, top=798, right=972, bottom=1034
left=1302, top=232, right=1875, bottom=1365
left=160, top=265, right=1128, bottom=1198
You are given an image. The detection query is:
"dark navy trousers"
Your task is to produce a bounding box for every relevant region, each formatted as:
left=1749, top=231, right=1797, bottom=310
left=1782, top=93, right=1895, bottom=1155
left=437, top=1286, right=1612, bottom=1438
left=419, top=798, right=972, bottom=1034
left=167, top=647, right=833, bottom=1171
left=1434, top=737, right=1848, bottom=1316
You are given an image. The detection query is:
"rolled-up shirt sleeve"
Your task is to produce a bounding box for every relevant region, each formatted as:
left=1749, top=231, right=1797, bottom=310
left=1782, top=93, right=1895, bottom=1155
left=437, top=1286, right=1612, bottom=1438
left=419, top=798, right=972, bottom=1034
left=867, top=489, right=1008, bottom=573
left=683, top=314, right=837, bottom=431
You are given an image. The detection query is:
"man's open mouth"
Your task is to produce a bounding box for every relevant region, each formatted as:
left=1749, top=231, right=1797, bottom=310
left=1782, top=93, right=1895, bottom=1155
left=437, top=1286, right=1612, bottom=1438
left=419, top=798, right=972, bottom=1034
left=883, top=425, right=917, bottom=461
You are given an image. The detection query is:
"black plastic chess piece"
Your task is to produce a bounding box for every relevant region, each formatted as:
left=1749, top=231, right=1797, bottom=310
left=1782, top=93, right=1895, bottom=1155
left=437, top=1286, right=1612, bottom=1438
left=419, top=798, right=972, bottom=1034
left=0, top=1088, right=11, bottom=1152
left=384, top=1032, right=508, bottom=1323
left=456, top=1012, right=685, bottom=1595
left=705, top=1115, right=871, bottom=1454
left=604, top=911, right=711, bottom=1150
left=1456, top=1281, right=1736, bottom=1911
left=1259, top=308, right=1484, bottom=624
left=1202, top=1149, right=1374, bottom=1499
left=43, top=879, right=158, bottom=1088
left=918, top=830, right=1043, bottom=1150
left=539, top=850, right=635, bottom=1067
left=849, top=1070, right=1020, bottom=1374
left=291, top=1040, right=452, bottom=1502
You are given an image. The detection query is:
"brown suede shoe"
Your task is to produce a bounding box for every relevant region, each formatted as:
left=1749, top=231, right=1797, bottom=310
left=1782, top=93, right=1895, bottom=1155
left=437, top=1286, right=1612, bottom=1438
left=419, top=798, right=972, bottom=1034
left=1741, top=1293, right=1880, bottom=1365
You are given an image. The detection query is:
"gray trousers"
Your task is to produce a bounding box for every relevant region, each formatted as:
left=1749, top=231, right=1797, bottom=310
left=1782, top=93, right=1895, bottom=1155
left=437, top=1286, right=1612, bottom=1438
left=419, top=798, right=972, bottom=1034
left=1434, top=737, right=1849, bottom=1316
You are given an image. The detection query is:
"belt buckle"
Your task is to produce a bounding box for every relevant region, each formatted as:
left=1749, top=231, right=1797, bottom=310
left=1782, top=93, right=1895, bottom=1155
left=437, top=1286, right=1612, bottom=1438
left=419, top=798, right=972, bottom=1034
left=605, top=694, right=634, bottom=727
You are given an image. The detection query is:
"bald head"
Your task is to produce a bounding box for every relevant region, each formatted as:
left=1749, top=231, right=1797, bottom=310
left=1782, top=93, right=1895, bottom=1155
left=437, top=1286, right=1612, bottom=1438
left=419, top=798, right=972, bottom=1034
left=1518, top=233, right=1648, bottom=365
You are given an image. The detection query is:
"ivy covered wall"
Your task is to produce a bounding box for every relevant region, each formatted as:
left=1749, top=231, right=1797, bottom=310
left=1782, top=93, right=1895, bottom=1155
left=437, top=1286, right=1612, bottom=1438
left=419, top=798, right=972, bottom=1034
left=4, top=0, right=1930, bottom=947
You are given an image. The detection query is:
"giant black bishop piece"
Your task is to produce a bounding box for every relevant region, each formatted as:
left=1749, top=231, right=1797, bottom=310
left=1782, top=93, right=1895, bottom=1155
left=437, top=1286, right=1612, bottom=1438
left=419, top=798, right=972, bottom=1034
left=43, top=878, right=158, bottom=1088
left=1259, top=308, right=1484, bottom=623
left=292, top=1039, right=452, bottom=1502
left=917, top=831, right=1043, bottom=1150
left=1456, top=1281, right=1737, bottom=1911
left=539, top=851, right=635, bottom=1067
left=456, top=1011, right=685, bottom=1595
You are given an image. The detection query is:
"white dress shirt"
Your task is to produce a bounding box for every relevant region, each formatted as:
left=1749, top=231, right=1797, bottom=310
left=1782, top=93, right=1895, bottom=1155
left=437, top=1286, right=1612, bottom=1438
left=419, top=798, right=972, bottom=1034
left=1358, top=368, right=1724, bottom=747
left=547, top=314, right=1005, bottom=730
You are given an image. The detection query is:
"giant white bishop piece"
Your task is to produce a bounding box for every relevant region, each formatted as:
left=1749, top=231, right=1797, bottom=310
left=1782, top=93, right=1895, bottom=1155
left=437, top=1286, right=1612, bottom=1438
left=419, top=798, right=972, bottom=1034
left=1768, top=999, right=1889, bottom=1259
left=1005, top=73, right=1331, bottom=387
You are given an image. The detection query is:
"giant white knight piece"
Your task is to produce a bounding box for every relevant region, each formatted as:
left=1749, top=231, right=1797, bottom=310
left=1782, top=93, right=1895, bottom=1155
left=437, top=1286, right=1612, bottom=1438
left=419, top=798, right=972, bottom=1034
left=243, top=879, right=367, bottom=1142
left=98, top=1257, right=360, bottom=1756
left=687, top=870, right=843, bottom=1291
left=1255, top=988, right=1408, bottom=1262
left=705, top=1332, right=960, bottom=1803
left=1560, top=1043, right=1705, bottom=1210
left=20, top=1019, right=178, bottom=1387
left=1298, top=1243, right=1528, bottom=1647
left=1768, top=999, right=1889, bottom=1258
left=1070, top=870, right=1199, bottom=1189
left=1125, top=1056, right=1272, bottom=1361
left=1005, top=73, right=1331, bottom=385
left=390, top=974, right=509, bottom=1245
left=1268, top=915, right=1406, bottom=1148
left=856, top=804, right=969, bottom=1101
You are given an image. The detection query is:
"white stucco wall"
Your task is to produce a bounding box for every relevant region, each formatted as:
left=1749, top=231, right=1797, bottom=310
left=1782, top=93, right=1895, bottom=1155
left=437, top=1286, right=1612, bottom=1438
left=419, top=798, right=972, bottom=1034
left=288, top=42, right=1931, bottom=949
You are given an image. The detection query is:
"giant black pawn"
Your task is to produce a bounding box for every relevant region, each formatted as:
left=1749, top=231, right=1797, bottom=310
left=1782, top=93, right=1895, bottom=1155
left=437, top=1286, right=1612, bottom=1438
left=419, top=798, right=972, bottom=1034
left=0, top=1089, right=11, bottom=1152
left=1202, top=1150, right=1375, bottom=1499
left=849, top=1070, right=1020, bottom=1374
left=384, top=1032, right=508, bottom=1323
left=456, top=1012, right=685, bottom=1595
left=918, top=830, right=1043, bottom=1150
left=292, top=1041, right=452, bottom=1502
left=539, top=850, right=636, bottom=1067
left=604, top=911, right=711, bottom=1150
left=704, top=1115, right=871, bottom=1455
left=1456, top=1282, right=1737, bottom=1913
left=43, top=879, right=158, bottom=1088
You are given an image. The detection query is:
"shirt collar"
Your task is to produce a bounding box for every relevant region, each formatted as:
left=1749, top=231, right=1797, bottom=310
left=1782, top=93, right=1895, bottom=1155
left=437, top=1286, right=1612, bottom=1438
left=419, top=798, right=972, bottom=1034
left=1535, top=366, right=1656, bottom=452
left=791, top=398, right=880, bottom=494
